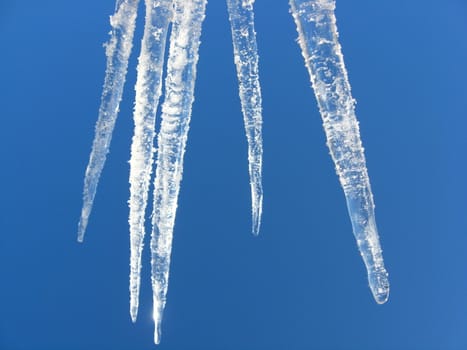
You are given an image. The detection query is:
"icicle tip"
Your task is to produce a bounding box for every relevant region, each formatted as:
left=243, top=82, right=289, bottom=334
left=368, top=270, right=390, bottom=304
left=77, top=220, right=87, bottom=243
left=130, top=306, right=138, bottom=323
left=153, top=313, right=162, bottom=345
left=251, top=207, right=262, bottom=236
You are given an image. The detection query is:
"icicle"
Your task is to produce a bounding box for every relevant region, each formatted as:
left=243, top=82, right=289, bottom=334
left=226, top=0, right=264, bottom=235
left=78, top=0, right=140, bottom=242
left=289, top=0, right=389, bottom=304
left=128, top=0, right=173, bottom=323
left=150, top=0, right=207, bottom=344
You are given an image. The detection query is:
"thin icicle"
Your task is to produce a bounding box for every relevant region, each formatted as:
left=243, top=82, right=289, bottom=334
left=226, top=0, right=264, bottom=235
left=150, top=0, right=207, bottom=344
left=128, top=0, right=173, bottom=323
left=78, top=0, right=140, bottom=242
left=289, top=0, right=389, bottom=304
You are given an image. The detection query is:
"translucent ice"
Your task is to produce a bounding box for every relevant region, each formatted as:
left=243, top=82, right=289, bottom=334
left=78, top=0, right=140, bottom=242
left=289, top=0, right=389, bottom=303
left=227, top=0, right=264, bottom=235
left=149, top=0, right=207, bottom=343
left=128, top=0, right=173, bottom=323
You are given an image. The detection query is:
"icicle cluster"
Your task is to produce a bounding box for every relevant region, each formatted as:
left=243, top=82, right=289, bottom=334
left=78, top=0, right=389, bottom=345
left=78, top=0, right=264, bottom=344
left=129, top=0, right=173, bottom=324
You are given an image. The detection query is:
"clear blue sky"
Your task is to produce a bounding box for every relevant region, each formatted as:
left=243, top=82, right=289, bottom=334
left=1, top=0, right=466, bottom=349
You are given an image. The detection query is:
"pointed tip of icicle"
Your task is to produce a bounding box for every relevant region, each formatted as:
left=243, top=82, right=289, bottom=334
left=251, top=217, right=261, bottom=236
left=153, top=322, right=162, bottom=345
left=77, top=223, right=86, bottom=243
left=152, top=303, right=164, bottom=345
left=130, top=312, right=137, bottom=324
left=77, top=210, right=90, bottom=243
left=251, top=202, right=262, bottom=236
left=130, top=303, right=139, bottom=323
left=368, top=269, right=390, bottom=305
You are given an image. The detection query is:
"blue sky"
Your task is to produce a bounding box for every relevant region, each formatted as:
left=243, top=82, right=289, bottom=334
left=1, top=0, right=467, bottom=349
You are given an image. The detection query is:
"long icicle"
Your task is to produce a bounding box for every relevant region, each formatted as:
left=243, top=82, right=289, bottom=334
left=226, top=0, right=264, bottom=235
left=128, top=0, right=173, bottom=323
left=289, top=0, right=389, bottom=304
left=78, top=0, right=140, bottom=242
left=150, top=0, right=207, bottom=344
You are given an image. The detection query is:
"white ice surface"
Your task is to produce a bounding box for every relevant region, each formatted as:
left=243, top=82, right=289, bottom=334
left=227, top=0, right=264, bottom=235
left=78, top=0, right=140, bottom=243
left=150, top=0, right=207, bottom=344
left=289, top=0, right=389, bottom=304
left=128, top=0, right=173, bottom=323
